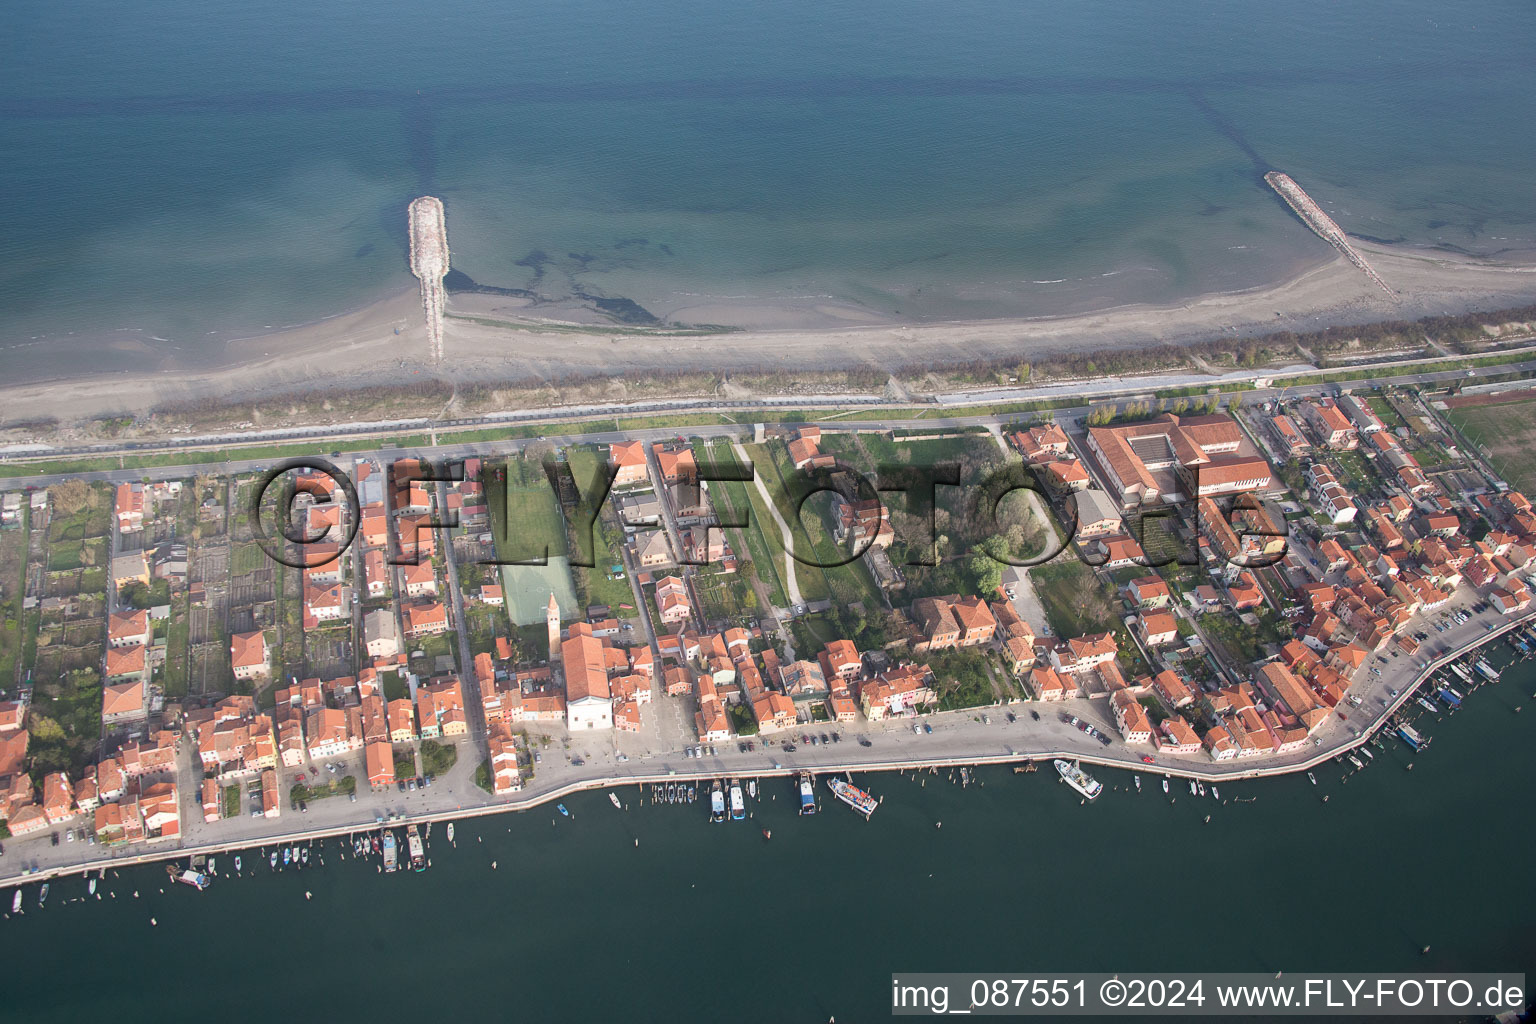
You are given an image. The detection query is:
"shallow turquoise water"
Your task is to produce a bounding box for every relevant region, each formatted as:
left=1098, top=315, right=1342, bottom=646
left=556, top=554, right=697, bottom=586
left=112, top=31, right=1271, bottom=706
left=1, top=0, right=1535, bottom=372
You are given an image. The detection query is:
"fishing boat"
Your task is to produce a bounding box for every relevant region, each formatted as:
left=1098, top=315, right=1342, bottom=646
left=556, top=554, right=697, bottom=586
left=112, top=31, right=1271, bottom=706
left=176, top=870, right=210, bottom=892
left=89, top=878, right=96, bottom=896
left=446, top=823, right=455, bottom=843
left=10, top=890, right=20, bottom=913
left=1347, top=754, right=1364, bottom=769
left=1161, top=778, right=1169, bottom=794
left=798, top=773, right=817, bottom=815
left=406, top=825, right=426, bottom=872
left=39, top=884, right=50, bottom=907
left=609, top=793, right=622, bottom=810
left=729, top=782, right=746, bottom=820
left=1435, top=686, right=1462, bottom=709
left=1307, top=771, right=1317, bottom=785
left=382, top=832, right=399, bottom=873
left=557, top=804, right=570, bottom=817
left=1396, top=723, right=1429, bottom=752
left=1053, top=760, right=1103, bottom=801
left=827, top=777, right=879, bottom=817
left=1450, top=661, right=1473, bottom=683
left=1475, top=658, right=1501, bottom=681
left=709, top=782, right=726, bottom=823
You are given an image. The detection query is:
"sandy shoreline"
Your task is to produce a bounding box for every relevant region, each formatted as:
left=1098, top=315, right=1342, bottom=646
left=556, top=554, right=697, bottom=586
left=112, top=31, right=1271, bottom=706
left=3, top=240, right=1535, bottom=428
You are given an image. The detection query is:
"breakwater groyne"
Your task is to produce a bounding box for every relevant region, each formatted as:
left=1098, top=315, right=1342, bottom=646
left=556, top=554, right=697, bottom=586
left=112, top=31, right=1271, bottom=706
left=1265, top=171, right=1392, bottom=295
left=408, top=196, right=449, bottom=362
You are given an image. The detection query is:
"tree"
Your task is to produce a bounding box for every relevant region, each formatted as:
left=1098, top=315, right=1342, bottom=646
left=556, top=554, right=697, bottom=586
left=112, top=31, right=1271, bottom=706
left=966, top=553, right=1003, bottom=596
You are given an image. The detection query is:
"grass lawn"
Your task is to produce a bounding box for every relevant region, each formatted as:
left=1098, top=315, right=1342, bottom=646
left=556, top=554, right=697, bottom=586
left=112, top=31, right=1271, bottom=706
left=1444, top=396, right=1536, bottom=494
left=708, top=469, right=790, bottom=609
left=492, top=456, right=567, bottom=564
left=1029, top=560, right=1122, bottom=637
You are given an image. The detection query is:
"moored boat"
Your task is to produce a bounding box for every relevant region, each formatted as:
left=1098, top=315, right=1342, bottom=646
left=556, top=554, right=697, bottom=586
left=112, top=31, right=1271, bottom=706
left=609, top=793, right=622, bottom=809
left=1161, top=778, right=1169, bottom=794
left=1054, top=760, right=1103, bottom=801
left=1308, top=771, right=1316, bottom=785
left=446, top=823, right=454, bottom=843
left=1475, top=658, right=1501, bottom=681
left=406, top=824, right=426, bottom=871
left=827, top=777, right=879, bottom=817
left=1397, top=723, right=1429, bottom=752
left=10, top=890, right=20, bottom=913
left=39, top=884, right=49, bottom=907
left=557, top=803, right=570, bottom=817
left=798, top=773, right=817, bottom=815
left=176, top=870, right=210, bottom=891
left=709, top=782, right=725, bottom=822
left=729, top=782, right=746, bottom=820
left=382, top=832, right=399, bottom=873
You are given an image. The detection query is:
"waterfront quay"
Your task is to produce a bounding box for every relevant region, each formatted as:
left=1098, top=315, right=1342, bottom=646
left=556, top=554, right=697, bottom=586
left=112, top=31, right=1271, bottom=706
left=4, top=592, right=1525, bottom=888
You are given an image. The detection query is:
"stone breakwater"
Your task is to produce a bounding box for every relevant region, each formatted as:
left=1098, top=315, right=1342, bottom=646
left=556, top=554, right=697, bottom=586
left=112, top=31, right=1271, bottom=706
left=1265, top=171, right=1393, bottom=295
left=408, top=196, right=449, bottom=362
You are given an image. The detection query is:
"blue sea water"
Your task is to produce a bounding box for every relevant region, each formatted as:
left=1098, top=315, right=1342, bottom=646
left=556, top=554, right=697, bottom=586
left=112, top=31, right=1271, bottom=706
left=1, top=0, right=1535, bottom=374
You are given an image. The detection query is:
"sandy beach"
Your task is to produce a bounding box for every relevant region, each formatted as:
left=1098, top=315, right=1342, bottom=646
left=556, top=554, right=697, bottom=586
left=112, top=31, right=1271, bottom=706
left=3, top=241, right=1535, bottom=430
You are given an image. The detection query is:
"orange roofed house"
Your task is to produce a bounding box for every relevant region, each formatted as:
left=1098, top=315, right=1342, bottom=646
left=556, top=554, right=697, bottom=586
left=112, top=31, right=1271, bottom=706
left=230, top=630, right=270, bottom=681
left=609, top=441, right=650, bottom=487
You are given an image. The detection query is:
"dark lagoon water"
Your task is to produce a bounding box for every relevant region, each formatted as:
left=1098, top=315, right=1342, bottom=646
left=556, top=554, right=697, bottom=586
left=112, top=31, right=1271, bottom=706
left=2, top=650, right=1533, bottom=1023
left=2, top=0, right=1536, bottom=367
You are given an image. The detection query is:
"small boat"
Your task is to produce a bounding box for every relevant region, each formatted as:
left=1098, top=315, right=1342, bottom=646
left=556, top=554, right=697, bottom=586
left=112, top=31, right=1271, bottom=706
left=269, top=852, right=278, bottom=869
left=710, top=782, right=726, bottom=823
left=10, top=890, right=20, bottom=913
left=1197, top=782, right=1207, bottom=797
left=1133, top=775, right=1141, bottom=793
left=729, top=782, right=746, bottom=820
left=208, top=857, right=216, bottom=876
left=798, top=773, right=817, bottom=815
left=748, top=779, right=757, bottom=799
left=1307, top=772, right=1317, bottom=786
left=1359, top=747, right=1374, bottom=761
left=1187, top=780, right=1197, bottom=796
left=406, top=825, right=426, bottom=871
left=38, top=884, right=48, bottom=908
left=761, top=829, right=772, bottom=840
left=446, top=823, right=455, bottom=843
left=1161, top=778, right=1169, bottom=794
left=234, top=856, right=242, bottom=873
left=609, top=793, right=621, bottom=809
left=300, top=848, right=309, bottom=866
left=1211, top=785, right=1220, bottom=800
left=1053, top=760, right=1103, bottom=802
left=89, top=878, right=97, bottom=896
left=557, top=804, right=570, bottom=817
left=176, top=870, right=210, bottom=892
left=282, top=848, right=291, bottom=866
left=1416, top=696, right=1439, bottom=714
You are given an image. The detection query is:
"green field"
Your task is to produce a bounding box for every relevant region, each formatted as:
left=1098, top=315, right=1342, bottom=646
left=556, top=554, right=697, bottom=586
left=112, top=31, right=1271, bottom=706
left=1444, top=396, right=1536, bottom=494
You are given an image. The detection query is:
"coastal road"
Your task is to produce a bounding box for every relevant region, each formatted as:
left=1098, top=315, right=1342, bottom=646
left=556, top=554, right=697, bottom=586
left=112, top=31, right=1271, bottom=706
left=7, top=593, right=1527, bottom=885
